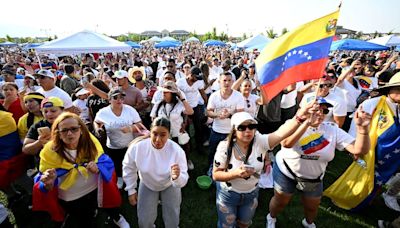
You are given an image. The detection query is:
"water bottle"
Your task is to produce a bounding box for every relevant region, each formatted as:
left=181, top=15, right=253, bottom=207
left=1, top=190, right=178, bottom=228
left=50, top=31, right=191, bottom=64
left=356, top=158, right=367, bottom=169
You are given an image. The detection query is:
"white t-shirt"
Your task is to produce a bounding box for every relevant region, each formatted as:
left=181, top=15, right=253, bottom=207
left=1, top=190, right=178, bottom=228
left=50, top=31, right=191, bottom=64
left=300, top=92, right=347, bottom=123
left=176, top=78, right=205, bottom=108
left=207, top=90, right=245, bottom=134
left=336, top=80, right=361, bottom=113
left=281, top=81, right=304, bottom=109
left=214, top=132, right=271, bottom=193
left=94, top=105, right=141, bottom=149
left=276, top=122, right=354, bottom=180
left=37, top=86, right=73, bottom=109
left=209, top=65, right=224, bottom=91
left=122, top=138, right=189, bottom=195
left=58, top=149, right=98, bottom=201
left=73, top=99, right=90, bottom=123
left=150, top=101, right=186, bottom=138
left=356, top=76, right=378, bottom=91
left=244, top=94, right=260, bottom=117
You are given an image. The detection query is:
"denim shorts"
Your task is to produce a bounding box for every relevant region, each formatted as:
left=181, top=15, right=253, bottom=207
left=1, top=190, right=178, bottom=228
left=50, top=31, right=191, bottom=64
left=216, top=182, right=259, bottom=228
left=273, top=163, right=323, bottom=197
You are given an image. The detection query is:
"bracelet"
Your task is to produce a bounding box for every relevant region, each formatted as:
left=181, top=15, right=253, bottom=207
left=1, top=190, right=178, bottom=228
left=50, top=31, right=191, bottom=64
left=181, top=98, right=186, bottom=102
left=295, top=115, right=306, bottom=124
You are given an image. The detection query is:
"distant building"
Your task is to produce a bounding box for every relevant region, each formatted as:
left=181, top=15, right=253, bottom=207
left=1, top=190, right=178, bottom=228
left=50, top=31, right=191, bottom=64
left=336, top=26, right=357, bottom=39
left=170, top=30, right=190, bottom=39
left=161, top=29, right=169, bottom=37
left=141, top=30, right=162, bottom=37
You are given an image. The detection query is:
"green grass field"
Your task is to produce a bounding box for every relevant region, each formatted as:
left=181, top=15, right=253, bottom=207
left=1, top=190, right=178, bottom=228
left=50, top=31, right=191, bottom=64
left=10, top=142, right=399, bottom=227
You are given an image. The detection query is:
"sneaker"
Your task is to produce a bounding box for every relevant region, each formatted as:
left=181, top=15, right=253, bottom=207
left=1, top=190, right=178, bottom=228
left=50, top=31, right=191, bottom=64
left=187, top=160, right=195, bottom=170
left=266, top=213, right=276, bottom=228
left=117, top=177, right=124, bottom=190
left=114, top=214, right=130, bottom=228
left=302, top=218, right=316, bottom=228
left=202, top=140, right=210, bottom=147
left=382, top=192, right=400, bottom=211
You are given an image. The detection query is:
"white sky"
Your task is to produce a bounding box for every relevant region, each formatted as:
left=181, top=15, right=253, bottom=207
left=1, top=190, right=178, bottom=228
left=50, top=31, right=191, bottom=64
left=0, top=0, right=399, bottom=38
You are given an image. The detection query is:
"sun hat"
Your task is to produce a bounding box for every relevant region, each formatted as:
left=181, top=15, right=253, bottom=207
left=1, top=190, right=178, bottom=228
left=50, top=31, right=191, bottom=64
left=157, top=81, right=179, bottom=93
left=375, top=72, right=400, bottom=94
left=112, top=70, right=129, bottom=79
left=75, top=88, right=90, bottom=96
left=128, top=66, right=146, bottom=83
left=33, top=69, right=55, bottom=79
left=231, top=112, right=258, bottom=129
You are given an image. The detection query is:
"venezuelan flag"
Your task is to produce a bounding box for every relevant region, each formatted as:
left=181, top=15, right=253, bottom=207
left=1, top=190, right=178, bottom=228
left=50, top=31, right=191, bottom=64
left=299, top=133, right=330, bottom=154
left=324, top=96, right=400, bottom=210
left=255, top=10, right=339, bottom=100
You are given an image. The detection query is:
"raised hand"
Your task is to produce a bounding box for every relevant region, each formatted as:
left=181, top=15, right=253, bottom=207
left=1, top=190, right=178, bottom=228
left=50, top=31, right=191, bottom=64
left=354, top=105, right=372, bottom=128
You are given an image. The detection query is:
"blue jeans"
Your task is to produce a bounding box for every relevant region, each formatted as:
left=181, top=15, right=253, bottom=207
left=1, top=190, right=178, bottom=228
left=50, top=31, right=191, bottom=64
left=208, top=129, right=229, bottom=166
left=216, top=182, right=259, bottom=228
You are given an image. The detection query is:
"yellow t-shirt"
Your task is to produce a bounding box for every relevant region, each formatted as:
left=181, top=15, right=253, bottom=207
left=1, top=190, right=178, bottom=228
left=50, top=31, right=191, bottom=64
left=17, top=113, right=43, bottom=140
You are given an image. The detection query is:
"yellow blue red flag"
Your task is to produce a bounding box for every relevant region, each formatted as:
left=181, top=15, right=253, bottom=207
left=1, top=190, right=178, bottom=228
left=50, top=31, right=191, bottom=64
left=255, top=10, right=340, bottom=100
left=324, top=96, right=400, bottom=210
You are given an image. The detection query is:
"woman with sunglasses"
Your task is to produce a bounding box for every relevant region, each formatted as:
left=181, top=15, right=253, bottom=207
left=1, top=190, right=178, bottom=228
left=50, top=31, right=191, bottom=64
left=300, top=76, right=347, bottom=128
left=239, top=79, right=261, bottom=117
left=123, top=117, right=188, bottom=228
left=94, top=88, right=146, bottom=189
left=33, top=112, right=129, bottom=227
left=212, top=101, right=317, bottom=228
left=266, top=97, right=371, bottom=228
left=22, top=97, right=64, bottom=157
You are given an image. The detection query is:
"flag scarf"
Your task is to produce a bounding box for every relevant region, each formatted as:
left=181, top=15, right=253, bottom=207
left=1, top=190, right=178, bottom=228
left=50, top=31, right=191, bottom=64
left=0, top=111, right=26, bottom=188
left=32, top=134, right=121, bottom=221
left=324, top=96, right=400, bottom=210
left=255, top=10, right=339, bottom=100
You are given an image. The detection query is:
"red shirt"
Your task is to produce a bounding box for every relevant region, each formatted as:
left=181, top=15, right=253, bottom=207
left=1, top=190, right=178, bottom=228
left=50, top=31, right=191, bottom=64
left=1, top=98, right=25, bottom=124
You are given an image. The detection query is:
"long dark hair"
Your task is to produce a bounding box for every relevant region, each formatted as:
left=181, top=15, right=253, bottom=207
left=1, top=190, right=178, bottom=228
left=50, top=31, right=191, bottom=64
left=155, top=92, right=179, bottom=117
left=24, top=92, right=44, bottom=128
left=224, top=127, right=255, bottom=168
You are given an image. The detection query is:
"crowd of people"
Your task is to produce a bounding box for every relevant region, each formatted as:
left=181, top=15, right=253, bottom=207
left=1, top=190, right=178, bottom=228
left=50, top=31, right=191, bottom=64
left=0, top=42, right=399, bottom=227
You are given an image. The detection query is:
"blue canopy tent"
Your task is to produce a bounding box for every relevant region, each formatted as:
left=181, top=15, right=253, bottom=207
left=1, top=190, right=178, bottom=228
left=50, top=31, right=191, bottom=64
left=0, top=41, right=17, bottom=47
left=330, top=39, right=390, bottom=51
left=237, top=34, right=271, bottom=49
left=204, top=40, right=226, bottom=47
left=125, top=41, right=141, bottom=48
left=22, top=43, right=43, bottom=50
left=396, top=46, right=400, bottom=51
left=154, top=40, right=181, bottom=48
left=245, top=42, right=270, bottom=52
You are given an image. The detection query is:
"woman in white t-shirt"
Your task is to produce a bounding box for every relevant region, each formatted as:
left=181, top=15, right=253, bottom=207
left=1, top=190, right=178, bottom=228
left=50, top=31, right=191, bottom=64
left=94, top=88, right=146, bottom=187
left=150, top=81, right=194, bottom=169
left=213, top=101, right=316, bottom=228
left=123, top=117, right=188, bottom=228
left=239, top=79, right=261, bottom=117
left=266, top=97, right=371, bottom=228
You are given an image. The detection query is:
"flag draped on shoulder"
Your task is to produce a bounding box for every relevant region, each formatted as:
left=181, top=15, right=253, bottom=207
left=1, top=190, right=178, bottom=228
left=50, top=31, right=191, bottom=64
left=324, top=96, right=400, bottom=210
left=255, top=10, right=340, bottom=100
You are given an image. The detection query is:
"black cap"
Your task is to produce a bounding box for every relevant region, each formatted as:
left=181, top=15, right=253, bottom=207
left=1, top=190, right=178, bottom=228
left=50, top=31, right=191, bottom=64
left=108, top=88, right=126, bottom=99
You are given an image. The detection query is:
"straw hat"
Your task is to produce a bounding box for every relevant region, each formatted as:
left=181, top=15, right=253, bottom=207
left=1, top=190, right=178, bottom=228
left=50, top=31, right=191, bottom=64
left=128, top=66, right=146, bottom=83
left=375, top=72, right=400, bottom=94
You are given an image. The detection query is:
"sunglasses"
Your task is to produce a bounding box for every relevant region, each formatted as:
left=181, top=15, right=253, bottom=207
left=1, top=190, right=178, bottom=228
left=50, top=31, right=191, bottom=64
left=36, top=75, right=48, bottom=79
left=58, top=126, right=80, bottom=134
left=246, top=99, right=251, bottom=108
left=237, top=124, right=258, bottom=131
left=112, top=95, right=125, bottom=100
left=320, top=108, right=330, bottom=114
left=319, top=84, right=333, bottom=89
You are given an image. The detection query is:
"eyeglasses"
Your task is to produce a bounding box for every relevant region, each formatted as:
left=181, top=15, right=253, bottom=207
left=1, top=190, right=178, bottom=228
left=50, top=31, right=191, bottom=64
left=319, top=84, right=333, bottom=89
left=112, top=95, right=125, bottom=100
left=237, top=124, right=258, bottom=131
left=58, top=126, right=81, bottom=134
left=246, top=99, right=251, bottom=108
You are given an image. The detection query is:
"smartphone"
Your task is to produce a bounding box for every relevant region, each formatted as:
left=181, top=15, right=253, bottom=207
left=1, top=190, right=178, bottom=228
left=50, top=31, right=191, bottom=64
left=244, top=164, right=255, bottom=171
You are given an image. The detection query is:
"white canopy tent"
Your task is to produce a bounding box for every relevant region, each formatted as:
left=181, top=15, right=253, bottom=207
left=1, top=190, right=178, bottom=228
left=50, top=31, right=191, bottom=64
left=369, top=35, right=400, bottom=47
left=147, top=36, right=162, bottom=42
left=35, top=30, right=131, bottom=55
left=237, top=34, right=271, bottom=48
left=161, top=36, right=178, bottom=42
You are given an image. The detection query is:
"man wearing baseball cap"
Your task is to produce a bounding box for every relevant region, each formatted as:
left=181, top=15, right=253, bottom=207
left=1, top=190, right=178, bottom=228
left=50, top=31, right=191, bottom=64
left=113, top=70, right=144, bottom=111
left=35, top=69, right=76, bottom=113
